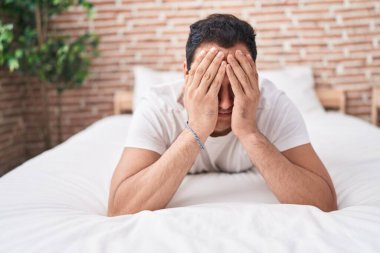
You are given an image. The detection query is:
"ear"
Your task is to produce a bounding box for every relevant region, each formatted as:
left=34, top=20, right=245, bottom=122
left=183, top=61, right=188, bottom=77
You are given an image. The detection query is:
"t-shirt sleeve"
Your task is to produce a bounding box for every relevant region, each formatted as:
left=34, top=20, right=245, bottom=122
left=270, top=93, right=310, bottom=152
left=124, top=97, right=168, bottom=155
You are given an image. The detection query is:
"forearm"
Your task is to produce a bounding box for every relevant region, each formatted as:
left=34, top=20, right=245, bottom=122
left=111, top=129, right=206, bottom=215
left=239, top=131, right=336, bottom=211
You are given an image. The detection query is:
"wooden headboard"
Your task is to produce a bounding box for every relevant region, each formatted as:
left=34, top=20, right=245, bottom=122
left=315, top=87, right=346, bottom=113
left=113, top=86, right=350, bottom=115
left=114, top=91, right=133, bottom=114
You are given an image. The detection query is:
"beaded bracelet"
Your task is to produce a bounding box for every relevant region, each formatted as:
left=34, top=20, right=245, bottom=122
left=185, top=121, right=205, bottom=150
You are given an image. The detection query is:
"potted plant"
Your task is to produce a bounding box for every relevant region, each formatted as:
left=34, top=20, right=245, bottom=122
left=0, top=0, right=99, bottom=147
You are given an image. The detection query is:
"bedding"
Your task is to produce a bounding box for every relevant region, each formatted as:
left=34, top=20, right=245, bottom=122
left=259, top=66, right=325, bottom=115
left=1, top=111, right=380, bottom=252
left=133, top=66, right=183, bottom=111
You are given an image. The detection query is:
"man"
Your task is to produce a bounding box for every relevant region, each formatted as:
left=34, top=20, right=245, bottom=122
left=107, top=14, right=337, bottom=216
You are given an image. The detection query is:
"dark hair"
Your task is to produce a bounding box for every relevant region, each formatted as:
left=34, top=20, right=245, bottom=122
left=185, top=14, right=257, bottom=71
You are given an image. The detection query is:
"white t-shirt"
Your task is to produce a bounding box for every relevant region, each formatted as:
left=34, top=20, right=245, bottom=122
left=125, top=78, right=310, bottom=174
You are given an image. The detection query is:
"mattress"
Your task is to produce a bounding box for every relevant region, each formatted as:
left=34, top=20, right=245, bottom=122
left=0, top=112, right=380, bottom=252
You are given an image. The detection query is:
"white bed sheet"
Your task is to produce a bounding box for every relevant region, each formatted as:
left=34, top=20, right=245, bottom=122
left=1, top=112, right=380, bottom=252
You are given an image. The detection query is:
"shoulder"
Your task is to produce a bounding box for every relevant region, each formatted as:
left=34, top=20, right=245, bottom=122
left=258, top=77, right=288, bottom=111
left=257, top=77, right=303, bottom=127
left=257, top=78, right=310, bottom=150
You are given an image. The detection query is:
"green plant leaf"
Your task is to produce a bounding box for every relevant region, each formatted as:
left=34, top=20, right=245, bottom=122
left=1, top=0, right=98, bottom=91
left=8, top=58, right=19, bottom=71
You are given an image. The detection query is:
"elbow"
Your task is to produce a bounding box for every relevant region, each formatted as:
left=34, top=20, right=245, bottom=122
left=107, top=205, right=121, bottom=217
left=311, top=182, right=338, bottom=212
left=107, top=202, right=166, bottom=217
left=319, top=202, right=337, bottom=212
left=107, top=188, right=139, bottom=216
left=107, top=201, right=120, bottom=217
left=280, top=193, right=338, bottom=213
left=107, top=202, right=137, bottom=217
left=107, top=197, right=153, bottom=217
left=107, top=206, right=134, bottom=217
left=316, top=192, right=338, bottom=212
left=323, top=188, right=338, bottom=212
left=107, top=206, right=155, bottom=217
left=320, top=198, right=338, bottom=213
left=107, top=193, right=120, bottom=217
left=107, top=196, right=131, bottom=217
left=107, top=210, right=117, bottom=217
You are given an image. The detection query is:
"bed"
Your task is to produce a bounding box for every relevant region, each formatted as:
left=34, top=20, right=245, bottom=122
left=1, top=66, right=380, bottom=252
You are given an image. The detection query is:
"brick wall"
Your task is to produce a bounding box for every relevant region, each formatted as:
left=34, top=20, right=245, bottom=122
left=0, top=70, right=26, bottom=175
left=1, top=0, right=380, bottom=174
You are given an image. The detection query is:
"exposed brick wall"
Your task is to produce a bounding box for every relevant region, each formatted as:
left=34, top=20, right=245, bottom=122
left=0, top=70, right=26, bottom=175
left=1, top=0, right=380, bottom=174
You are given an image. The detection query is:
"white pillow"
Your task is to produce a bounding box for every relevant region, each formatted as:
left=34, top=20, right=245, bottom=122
left=133, top=66, right=183, bottom=110
left=259, top=66, right=324, bottom=115
left=133, top=65, right=324, bottom=115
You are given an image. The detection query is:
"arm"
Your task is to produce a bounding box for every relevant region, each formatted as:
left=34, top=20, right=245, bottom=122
left=226, top=50, right=337, bottom=212
left=108, top=47, right=226, bottom=216
left=108, top=131, right=206, bottom=216
left=239, top=134, right=337, bottom=212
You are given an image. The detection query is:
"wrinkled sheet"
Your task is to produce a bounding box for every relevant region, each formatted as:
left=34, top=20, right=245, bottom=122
left=1, top=112, right=380, bottom=253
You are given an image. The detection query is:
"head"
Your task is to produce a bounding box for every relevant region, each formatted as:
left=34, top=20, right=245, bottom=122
left=183, top=14, right=257, bottom=136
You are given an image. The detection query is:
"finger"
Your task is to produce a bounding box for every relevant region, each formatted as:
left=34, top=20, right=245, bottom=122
left=246, top=53, right=256, bottom=70
left=245, top=53, right=259, bottom=90
left=187, top=49, right=207, bottom=87
left=235, top=50, right=257, bottom=87
left=226, top=64, right=244, bottom=98
left=198, top=51, right=224, bottom=94
left=227, top=54, right=252, bottom=95
left=191, top=47, right=218, bottom=89
left=208, top=61, right=226, bottom=96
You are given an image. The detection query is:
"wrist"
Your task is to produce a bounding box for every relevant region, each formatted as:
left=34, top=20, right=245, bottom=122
left=238, top=131, right=266, bottom=149
left=186, top=121, right=210, bottom=144
left=187, top=121, right=211, bottom=137
left=235, top=127, right=261, bottom=141
left=232, top=117, right=259, bottom=139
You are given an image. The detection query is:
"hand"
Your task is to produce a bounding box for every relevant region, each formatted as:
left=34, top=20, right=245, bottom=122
left=183, top=47, right=226, bottom=138
left=226, top=50, right=260, bottom=139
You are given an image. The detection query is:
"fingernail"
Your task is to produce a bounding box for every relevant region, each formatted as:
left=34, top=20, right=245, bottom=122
left=221, top=61, right=226, bottom=66
left=236, top=50, right=242, bottom=55
left=217, top=51, right=224, bottom=58
left=200, top=50, right=205, bottom=56
left=210, top=47, right=217, bottom=53
left=246, top=53, right=252, bottom=59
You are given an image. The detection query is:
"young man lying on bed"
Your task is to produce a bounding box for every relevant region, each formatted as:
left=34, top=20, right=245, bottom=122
left=108, top=14, right=337, bottom=216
